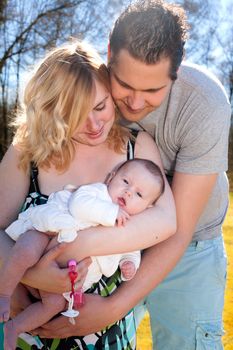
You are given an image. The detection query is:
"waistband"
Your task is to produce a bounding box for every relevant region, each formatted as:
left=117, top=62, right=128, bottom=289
left=192, top=223, right=223, bottom=241
left=189, top=234, right=223, bottom=249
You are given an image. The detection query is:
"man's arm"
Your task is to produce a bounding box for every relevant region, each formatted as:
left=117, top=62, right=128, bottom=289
left=24, top=131, right=176, bottom=276
left=33, top=171, right=218, bottom=337
left=108, top=171, right=219, bottom=304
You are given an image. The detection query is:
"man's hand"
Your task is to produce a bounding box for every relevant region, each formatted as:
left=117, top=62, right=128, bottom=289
left=32, top=294, right=118, bottom=338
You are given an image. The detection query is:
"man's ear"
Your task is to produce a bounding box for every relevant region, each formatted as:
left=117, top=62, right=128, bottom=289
left=107, top=42, right=111, bottom=64
left=105, top=171, right=115, bottom=185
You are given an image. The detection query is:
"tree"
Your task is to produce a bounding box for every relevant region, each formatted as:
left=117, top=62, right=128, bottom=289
left=173, top=0, right=219, bottom=65
left=0, top=0, right=128, bottom=158
left=175, top=0, right=232, bottom=110
left=170, top=0, right=233, bottom=185
left=215, top=11, right=233, bottom=109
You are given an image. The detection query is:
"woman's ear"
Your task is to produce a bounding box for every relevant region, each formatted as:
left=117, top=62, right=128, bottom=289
left=105, top=171, right=115, bottom=185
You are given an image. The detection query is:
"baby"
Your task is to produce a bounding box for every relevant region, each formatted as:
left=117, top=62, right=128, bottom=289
left=0, top=158, right=165, bottom=350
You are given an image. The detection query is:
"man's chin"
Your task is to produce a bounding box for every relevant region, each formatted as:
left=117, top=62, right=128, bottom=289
left=121, top=110, right=148, bottom=122
left=117, top=104, right=153, bottom=122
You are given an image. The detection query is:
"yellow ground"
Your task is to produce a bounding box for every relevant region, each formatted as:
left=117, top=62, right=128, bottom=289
left=223, top=192, right=233, bottom=350
left=137, top=192, right=233, bottom=350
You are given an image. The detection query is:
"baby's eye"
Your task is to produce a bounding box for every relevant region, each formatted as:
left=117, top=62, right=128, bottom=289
left=137, top=192, right=142, bottom=198
left=123, top=179, right=128, bottom=184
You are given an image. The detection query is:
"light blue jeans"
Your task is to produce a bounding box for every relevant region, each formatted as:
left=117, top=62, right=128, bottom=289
left=135, top=235, right=227, bottom=350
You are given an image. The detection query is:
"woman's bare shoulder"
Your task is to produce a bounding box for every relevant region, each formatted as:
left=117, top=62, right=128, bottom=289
left=134, top=131, right=162, bottom=164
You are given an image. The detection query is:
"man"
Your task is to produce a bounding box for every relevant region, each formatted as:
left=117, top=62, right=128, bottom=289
left=8, top=1, right=230, bottom=349
left=105, top=0, right=231, bottom=348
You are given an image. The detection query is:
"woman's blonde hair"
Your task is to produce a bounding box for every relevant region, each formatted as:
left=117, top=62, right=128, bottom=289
left=14, top=40, right=128, bottom=172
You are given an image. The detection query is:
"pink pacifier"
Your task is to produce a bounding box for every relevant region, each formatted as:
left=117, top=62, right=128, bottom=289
left=61, top=259, right=83, bottom=323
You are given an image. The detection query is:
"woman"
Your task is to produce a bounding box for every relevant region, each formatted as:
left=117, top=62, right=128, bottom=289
left=0, top=40, right=176, bottom=349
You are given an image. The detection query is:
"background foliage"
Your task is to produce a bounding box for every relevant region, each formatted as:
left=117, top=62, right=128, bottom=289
left=0, top=0, right=232, bottom=187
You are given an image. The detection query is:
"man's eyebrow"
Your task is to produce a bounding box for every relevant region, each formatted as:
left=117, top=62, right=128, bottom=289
left=113, top=73, right=134, bottom=90
left=112, top=72, right=167, bottom=92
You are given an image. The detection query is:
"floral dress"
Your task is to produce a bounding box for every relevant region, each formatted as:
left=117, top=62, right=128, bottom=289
left=14, top=133, right=138, bottom=350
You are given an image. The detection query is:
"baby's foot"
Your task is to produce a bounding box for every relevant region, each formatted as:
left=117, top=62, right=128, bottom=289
left=120, top=261, right=136, bottom=281
left=0, top=294, right=11, bottom=322
left=4, top=319, right=18, bottom=350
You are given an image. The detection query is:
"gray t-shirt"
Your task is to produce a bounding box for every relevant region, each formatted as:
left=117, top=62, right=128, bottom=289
left=122, top=62, right=231, bottom=241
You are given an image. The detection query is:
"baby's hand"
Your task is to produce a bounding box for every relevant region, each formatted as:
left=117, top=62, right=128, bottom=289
left=120, top=261, right=136, bottom=281
left=116, top=208, right=130, bottom=227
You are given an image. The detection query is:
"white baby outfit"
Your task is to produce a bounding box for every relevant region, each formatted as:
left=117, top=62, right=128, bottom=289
left=6, top=182, right=140, bottom=289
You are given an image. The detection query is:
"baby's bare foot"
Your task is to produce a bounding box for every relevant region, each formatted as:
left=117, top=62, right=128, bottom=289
left=0, top=294, right=11, bottom=322
left=120, top=261, right=136, bottom=281
left=4, top=319, right=18, bottom=350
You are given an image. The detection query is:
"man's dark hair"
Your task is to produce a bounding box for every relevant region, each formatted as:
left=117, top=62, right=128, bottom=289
left=109, top=0, right=189, bottom=80
left=117, top=158, right=165, bottom=203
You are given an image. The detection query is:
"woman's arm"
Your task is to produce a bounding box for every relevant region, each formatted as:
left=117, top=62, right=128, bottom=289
left=0, top=145, right=90, bottom=293
left=0, top=145, right=29, bottom=267
left=0, top=144, right=29, bottom=229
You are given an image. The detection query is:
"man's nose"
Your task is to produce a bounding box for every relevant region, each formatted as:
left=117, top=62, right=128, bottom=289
left=127, top=91, right=145, bottom=110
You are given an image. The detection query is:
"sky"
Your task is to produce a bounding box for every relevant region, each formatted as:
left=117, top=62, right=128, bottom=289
left=4, top=0, right=232, bottom=101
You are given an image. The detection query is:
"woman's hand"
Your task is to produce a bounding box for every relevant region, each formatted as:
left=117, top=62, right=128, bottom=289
left=32, top=294, right=120, bottom=337
left=22, top=243, right=91, bottom=293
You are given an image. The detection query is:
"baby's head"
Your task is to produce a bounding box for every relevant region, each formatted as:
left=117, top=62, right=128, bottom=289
left=107, top=158, right=165, bottom=215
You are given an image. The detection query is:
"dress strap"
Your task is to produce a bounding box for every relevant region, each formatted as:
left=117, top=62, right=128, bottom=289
left=29, top=162, right=40, bottom=194
left=127, top=129, right=139, bottom=160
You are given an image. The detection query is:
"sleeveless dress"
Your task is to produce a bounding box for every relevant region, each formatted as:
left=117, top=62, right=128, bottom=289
left=15, top=133, right=138, bottom=350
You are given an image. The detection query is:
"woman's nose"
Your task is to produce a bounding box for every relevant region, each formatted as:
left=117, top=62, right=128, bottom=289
left=86, top=112, right=101, bottom=131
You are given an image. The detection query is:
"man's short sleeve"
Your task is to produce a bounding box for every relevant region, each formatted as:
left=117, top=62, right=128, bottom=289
left=175, top=95, right=231, bottom=175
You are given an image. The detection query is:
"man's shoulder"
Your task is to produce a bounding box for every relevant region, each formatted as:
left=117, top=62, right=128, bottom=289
left=176, top=62, right=229, bottom=103
left=179, top=62, right=219, bottom=84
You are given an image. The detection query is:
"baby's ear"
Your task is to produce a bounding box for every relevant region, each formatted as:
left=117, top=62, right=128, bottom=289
left=105, top=171, right=116, bottom=185
left=147, top=204, right=154, bottom=208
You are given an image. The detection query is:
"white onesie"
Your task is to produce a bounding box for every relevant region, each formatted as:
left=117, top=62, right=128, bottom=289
left=6, top=182, right=140, bottom=288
